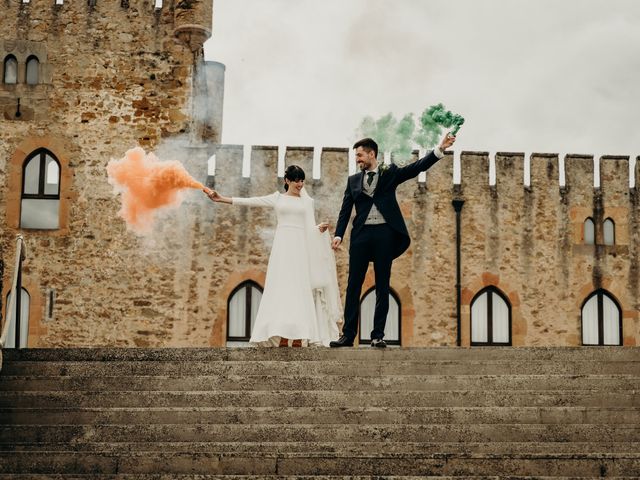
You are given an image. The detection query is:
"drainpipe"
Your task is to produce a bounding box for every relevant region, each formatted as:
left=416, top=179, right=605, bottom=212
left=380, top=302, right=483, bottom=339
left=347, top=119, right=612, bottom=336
left=452, top=199, right=465, bottom=346
left=15, top=260, right=22, bottom=349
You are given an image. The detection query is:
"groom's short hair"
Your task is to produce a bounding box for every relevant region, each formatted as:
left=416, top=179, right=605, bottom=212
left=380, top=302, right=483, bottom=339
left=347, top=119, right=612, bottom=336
left=353, top=138, right=378, bottom=158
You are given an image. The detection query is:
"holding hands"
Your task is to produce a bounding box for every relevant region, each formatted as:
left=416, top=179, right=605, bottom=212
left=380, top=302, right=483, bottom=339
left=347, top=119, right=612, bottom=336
left=203, top=188, right=219, bottom=201
left=203, top=188, right=232, bottom=204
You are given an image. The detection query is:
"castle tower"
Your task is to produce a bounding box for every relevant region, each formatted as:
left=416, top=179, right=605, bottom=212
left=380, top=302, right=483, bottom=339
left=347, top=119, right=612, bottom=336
left=0, top=0, right=219, bottom=347
left=173, top=0, right=213, bottom=57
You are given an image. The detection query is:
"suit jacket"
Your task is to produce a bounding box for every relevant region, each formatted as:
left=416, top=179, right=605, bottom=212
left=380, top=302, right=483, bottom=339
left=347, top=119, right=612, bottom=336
left=335, top=150, right=441, bottom=259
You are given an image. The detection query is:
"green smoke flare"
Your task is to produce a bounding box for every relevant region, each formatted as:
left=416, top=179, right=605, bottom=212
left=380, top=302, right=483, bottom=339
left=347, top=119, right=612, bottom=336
left=417, top=103, right=465, bottom=149
left=356, top=104, right=464, bottom=164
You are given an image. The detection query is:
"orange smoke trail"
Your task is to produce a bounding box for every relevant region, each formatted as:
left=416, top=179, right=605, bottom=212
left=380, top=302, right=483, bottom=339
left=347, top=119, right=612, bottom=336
left=107, top=147, right=204, bottom=234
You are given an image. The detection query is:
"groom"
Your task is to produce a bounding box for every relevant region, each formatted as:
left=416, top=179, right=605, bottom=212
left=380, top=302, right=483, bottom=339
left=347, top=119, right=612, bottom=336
left=330, top=134, right=456, bottom=348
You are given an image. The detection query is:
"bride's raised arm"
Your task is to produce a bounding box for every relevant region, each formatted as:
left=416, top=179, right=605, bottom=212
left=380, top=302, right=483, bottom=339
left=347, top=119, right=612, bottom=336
left=204, top=189, right=278, bottom=207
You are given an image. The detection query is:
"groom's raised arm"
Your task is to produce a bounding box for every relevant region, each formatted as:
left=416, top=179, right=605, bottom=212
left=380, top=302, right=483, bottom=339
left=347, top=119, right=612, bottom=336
left=394, top=149, right=442, bottom=185
left=394, top=134, right=456, bottom=185
left=334, top=181, right=354, bottom=240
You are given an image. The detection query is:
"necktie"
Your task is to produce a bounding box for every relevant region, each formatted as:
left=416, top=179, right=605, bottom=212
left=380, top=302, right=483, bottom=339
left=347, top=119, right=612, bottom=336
left=366, top=171, right=375, bottom=186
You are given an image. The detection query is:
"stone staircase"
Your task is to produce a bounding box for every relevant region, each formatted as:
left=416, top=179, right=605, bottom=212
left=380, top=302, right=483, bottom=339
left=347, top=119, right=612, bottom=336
left=0, top=347, right=639, bottom=479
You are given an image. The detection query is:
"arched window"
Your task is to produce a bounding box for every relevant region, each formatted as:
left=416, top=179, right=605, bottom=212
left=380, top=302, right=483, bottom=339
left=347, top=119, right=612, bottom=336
left=584, top=218, right=595, bottom=245
left=26, top=55, right=39, bottom=85
left=3, top=55, right=18, bottom=84
left=5, top=288, right=30, bottom=348
left=603, top=218, right=615, bottom=246
left=20, top=149, right=61, bottom=230
left=581, top=290, right=622, bottom=346
left=359, top=288, right=401, bottom=346
left=226, top=281, right=262, bottom=346
left=470, top=286, right=511, bottom=346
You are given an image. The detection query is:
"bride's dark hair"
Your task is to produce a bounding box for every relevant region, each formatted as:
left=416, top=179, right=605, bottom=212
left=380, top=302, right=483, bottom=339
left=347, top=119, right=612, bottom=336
left=283, top=165, right=305, bottom=191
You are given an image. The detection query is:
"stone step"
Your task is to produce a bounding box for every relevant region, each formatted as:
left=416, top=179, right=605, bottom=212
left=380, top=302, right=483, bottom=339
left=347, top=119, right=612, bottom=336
left=2, top=441, right=639, bottom=455
left=4, top=347, right=639, bottom=363
left=1, top=374, right=637, bottom=392
left=1, top=476, right=638, bottom=480
left=2, top=406, right=638, bottom=425
left=2, top=348, right=637, bottom=478
left=0, top=451, right=638, bottom=476
left=2, top=389, right=638, bottom=408
left=3, top=359, right=640, bottom=377
left=3, top=424, right=640, bottom=444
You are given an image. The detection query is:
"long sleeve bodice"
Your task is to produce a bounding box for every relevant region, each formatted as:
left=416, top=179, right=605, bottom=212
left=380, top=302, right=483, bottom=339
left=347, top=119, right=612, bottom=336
left=233, top=192, right=311, bottom=230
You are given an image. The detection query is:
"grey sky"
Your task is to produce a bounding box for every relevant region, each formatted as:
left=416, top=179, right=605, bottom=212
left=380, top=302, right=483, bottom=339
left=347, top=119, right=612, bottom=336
left=204, top=0, right=639, bottom=160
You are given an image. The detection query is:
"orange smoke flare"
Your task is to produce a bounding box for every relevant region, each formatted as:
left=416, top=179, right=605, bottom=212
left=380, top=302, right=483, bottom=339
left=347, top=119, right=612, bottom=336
left=107, top=147, right=204, bottom=234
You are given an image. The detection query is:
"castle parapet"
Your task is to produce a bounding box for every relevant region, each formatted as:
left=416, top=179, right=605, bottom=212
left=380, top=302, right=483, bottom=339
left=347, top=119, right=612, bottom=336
left=206, top=145, right=639, bottom=195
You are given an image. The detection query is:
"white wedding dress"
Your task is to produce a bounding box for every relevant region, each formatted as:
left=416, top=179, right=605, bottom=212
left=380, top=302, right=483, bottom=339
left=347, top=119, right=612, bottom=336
left=232, top=189, right=342, bottom=346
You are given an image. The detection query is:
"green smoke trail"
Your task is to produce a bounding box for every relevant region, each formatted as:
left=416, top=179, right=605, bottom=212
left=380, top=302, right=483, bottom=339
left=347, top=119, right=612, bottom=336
left=356, top=113, right=416, bottom=164
left=356, top=104, right=464, bottom=163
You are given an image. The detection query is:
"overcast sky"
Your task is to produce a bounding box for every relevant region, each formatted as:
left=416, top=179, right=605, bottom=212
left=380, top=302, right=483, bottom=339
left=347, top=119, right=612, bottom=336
left=204, top=0, right=639, bottom=161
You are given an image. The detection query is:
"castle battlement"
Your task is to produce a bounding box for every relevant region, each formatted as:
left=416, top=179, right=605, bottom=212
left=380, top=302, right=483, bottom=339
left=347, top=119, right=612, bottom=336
left=206, top=144, right=639, bottom=192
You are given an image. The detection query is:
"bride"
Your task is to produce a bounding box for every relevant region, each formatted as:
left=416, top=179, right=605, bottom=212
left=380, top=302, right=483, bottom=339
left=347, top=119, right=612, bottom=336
left=204, top=165, right=342, bottom=347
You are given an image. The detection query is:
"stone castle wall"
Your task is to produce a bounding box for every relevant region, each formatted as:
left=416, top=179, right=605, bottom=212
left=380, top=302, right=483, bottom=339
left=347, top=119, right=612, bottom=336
left=0, top=0, right=218, bottom=346
left=204, top=146, right=640, bottom=347
left=1, top=0, right=639, bottom=348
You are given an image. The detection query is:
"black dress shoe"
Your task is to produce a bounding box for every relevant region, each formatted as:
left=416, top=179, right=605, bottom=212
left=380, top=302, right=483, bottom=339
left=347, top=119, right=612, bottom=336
left=330, top=336, right=354, bottom=348
left=371, top=338, right=387, bottom=348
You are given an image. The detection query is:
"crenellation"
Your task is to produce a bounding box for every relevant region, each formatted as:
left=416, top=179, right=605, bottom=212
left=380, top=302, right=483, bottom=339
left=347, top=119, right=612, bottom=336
left=423, top=151, right=453, bottom=191
left=599, top=156, right=630, bottom=226
left=495, top=153, right=525, bottom=190
left=319, top=148, right=349, bottom=185
left=284, top=146, right=314, bottom=187
left=210, top=145, right=243, bottom=191
left=248, top=146, right=279, bottom=195
left=564, top=155, right=594, bottom=197
left=460, top=151, right=490, bottom=192
left=530, top=153, right=559, bottom=190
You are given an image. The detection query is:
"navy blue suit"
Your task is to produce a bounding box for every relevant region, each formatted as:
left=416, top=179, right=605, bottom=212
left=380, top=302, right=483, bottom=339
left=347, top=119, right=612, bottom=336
left=335, top=150, right=441, bottom=341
